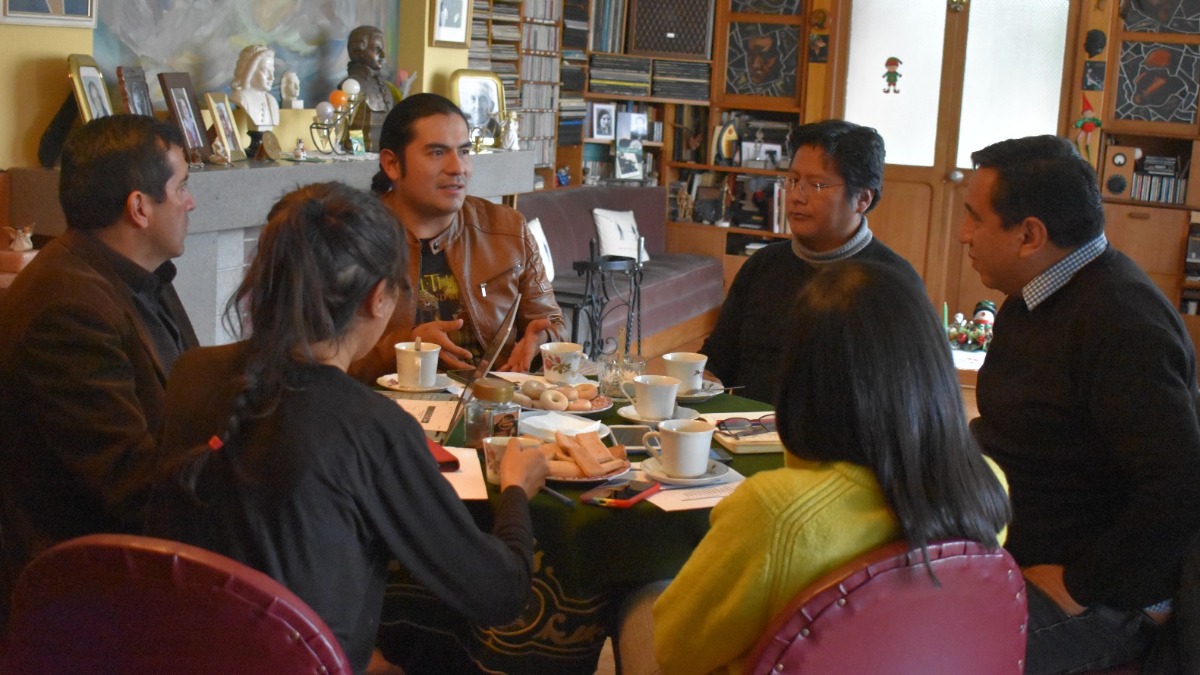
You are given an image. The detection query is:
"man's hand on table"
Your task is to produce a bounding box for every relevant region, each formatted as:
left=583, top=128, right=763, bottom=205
left=412, top=319, right=475, bottom=371
left=497, top=318, right=552, bottom=373
left=500, top=437, right=550, bottom=500
left=1024, top=564, right=1086, bottom=616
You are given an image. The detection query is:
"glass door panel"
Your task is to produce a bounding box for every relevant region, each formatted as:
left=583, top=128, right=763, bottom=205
left=843, top=0, right=949, bottom=167
left=956, top=0, right=1070, bottom=167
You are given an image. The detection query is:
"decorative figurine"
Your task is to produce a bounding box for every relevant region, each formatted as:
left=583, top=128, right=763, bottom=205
left=341, top=25, right=401, bottom=152
left=972, top=300, right=996, bottom=326
left=295, top=138, right=307, bottom=160
left=3, top=225, right=34, bottom=252
left=230, top=45, right=280, bottom=130
left=281, top=71, right=304, bottom=109
left=882, top=56, right=902, bottom=94
left=501, top=110, right=520, bottom=151
left=1074, top=93, right=1102, bottom=162
left=556, top=166, right=570, bottom=187
left=946, top=301, right=996, bottom=352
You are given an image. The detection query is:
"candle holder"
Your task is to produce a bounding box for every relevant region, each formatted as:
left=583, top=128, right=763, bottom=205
left=309, top=94, right=363, bottom=155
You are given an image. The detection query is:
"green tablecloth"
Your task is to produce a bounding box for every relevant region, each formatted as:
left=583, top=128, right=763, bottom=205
left=378, top=394, right=779, bottom=675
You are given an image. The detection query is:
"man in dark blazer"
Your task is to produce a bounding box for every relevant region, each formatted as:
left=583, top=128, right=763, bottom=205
left=0, top=116, right=198, bottom=623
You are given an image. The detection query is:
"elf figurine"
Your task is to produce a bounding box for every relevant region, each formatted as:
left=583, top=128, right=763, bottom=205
left=883, top=57, right=902, bottom=93
left=1074, top=93, right=1102, bottom=162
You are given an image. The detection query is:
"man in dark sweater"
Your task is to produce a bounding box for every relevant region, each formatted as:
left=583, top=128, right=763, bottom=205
left=962, top=135, right=1200, bottom=674
left=700, top=120, right=923, bottom=403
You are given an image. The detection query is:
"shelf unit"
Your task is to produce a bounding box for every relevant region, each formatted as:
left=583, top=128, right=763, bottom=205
left=1093, top=4, right=1200, bottom=320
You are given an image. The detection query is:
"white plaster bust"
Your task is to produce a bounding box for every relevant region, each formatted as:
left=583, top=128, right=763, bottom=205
left=230, top=45, right=280, bottom=129
left=280, top=71, right=303, bottom=109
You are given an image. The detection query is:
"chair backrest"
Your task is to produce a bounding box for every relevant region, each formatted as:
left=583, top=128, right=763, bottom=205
left=744, top=539, right=1027, bottom=675
left=2, top=533, right=350, bottom=674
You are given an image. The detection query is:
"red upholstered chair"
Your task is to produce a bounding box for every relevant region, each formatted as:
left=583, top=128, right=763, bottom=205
left=744, top=539, right=1028, bottom=675
left=1, top=533, right=350, bottom=674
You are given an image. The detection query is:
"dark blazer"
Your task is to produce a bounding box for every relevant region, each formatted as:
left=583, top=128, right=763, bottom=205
left=0, top=229, right=197, bottom=612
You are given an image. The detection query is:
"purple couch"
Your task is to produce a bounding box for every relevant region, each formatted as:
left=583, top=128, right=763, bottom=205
left=515, top=185, right=724, bottom=354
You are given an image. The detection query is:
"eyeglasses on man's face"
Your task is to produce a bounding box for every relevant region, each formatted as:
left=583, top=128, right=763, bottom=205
left=774, top=176, right=844, bottom=194
left=716, top=414, right=777, bottom=439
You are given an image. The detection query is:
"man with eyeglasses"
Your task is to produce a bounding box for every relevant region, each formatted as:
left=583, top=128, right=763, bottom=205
left=700, top=120, right=923, bottom=403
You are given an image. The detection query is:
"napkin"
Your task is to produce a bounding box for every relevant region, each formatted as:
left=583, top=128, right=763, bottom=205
left=521, top=411, right=601, bottom=441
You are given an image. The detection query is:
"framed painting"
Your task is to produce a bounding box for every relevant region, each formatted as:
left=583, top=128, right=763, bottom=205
left=1, top=0, right=95, bottom=27
left=1112, top=40, right=1200, bottom=128
left=205, top=92, right=246, bottom=162
left=450, top=69, right=504, bottom=141
left=721, top=22, right=801, bottom=104
left=731, top=0, right=802, bottom=14
left=68, top=54, right=113, bottom=123
left=157, top=72, right=209, bottom=160
left=117, top=65, right=154, bottom=116
left=430, top=0, right=471, bottom=48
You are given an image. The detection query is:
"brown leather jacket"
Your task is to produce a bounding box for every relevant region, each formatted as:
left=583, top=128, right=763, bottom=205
left=350, top=195, right=567, bottom=382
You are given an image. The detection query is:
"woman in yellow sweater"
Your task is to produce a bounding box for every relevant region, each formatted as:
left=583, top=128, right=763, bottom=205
left=620, top=260, right=1011, bottom=675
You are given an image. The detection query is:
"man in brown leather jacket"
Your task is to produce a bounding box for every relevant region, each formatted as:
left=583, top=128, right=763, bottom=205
left=350, top=93, right=566, bottom=382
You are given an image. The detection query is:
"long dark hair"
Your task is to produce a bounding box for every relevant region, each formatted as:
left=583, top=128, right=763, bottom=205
left=220, top=181, right=407, bottom=438
left=776, top=260, right=1010, bottom=558
left=161, top=182, right=406, bottom=501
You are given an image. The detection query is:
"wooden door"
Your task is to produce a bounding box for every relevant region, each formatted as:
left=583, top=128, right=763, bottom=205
left=831, top=0, right=1078, bottom=315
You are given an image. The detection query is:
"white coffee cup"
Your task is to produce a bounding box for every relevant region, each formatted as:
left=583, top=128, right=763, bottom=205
left=481, top=436, right=541, bottom=485
left=621, top=374, right=680, bottom=421
left=395, top=341, right=441, bottom=388
left=541, top=342, right=585, bottom=384
left=662, top=352, right=708, bottom=394
left=643, top=419, right=715, bottom=478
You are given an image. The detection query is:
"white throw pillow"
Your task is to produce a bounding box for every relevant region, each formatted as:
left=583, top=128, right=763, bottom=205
left=525, top=217, right=555, bottom=282
left=592, top=208, right=651, bottom=262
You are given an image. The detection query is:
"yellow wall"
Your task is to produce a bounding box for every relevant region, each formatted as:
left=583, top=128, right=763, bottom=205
left=0, top=25, right=93, bottom=168
left=397, top=0, right=467, bottom=97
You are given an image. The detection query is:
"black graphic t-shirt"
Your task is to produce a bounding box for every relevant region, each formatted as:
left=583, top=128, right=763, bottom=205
left=418, top=239, right=482, bottom=360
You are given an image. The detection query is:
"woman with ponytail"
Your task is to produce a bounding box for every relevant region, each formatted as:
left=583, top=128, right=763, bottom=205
left=151, top=182, right=548, bottom=674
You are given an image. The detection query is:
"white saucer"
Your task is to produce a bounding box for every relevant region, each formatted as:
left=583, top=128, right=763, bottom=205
left=543, top=372, right=589, bottom=386
left=641, top=457, right=730, bottom=486
left=617, top=405, right=700, bottom=425
left=677, top=381, right=724, bottom=403
left=376, top=373, right=453, bottom=393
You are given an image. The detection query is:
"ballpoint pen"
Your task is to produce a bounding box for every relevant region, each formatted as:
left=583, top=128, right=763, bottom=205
left=541, top=486, right=575, bottom=508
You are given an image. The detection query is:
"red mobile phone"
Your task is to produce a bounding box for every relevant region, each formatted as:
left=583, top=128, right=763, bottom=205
left=581, top=480, right=661, bottom=508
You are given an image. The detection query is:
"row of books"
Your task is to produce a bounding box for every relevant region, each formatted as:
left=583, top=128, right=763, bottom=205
left=589, top=54, right=652, bottom=97
left=1130, top=171, right=1189, bottom=205
left=589, top=0, right=627, bottom=54
left=520, top=54, right=560, bottom=82
left=652, top=60, right=710, bottom=101
left=520, top=22, right=559, bottom=51
left=522, top=0, right=562, bottom=21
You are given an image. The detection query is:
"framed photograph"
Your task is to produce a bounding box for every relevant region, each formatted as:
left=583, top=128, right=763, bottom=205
left=449, top=69, right=504, bottom=141
left=592, top=102, right=616, bottom=140
left=616, top=112, right=648, bottom=141
left=722, top=22, right=801, bottom=103
left=116, top=66, right=154, bottom=116
left=614, top=138, right=645, bottom=179
left=157, top=72, right=209, bottom=159
left=741, top=141, right=783, bottom=169
left=68, top=54, right=113, bottom=123
left=205, top=92, right=246, bottom=162
left=430, top=0, right=471, bottom=48
left=1, top=0, right=96, bottom=27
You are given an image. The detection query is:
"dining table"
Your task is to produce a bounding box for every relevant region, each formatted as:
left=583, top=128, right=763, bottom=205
left=376, top=392, right=781, bottom=675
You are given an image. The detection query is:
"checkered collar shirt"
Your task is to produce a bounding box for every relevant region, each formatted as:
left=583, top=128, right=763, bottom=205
left=1021, top=233, right=1108, bottom=311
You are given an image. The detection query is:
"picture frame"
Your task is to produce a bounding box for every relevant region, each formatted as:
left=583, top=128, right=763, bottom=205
left=157, top=72, right=209, bottom=160
left=116, top=66, right=154, bottom=116
left=449, top=69, right=504, bottom=142
left=205, top=92, right=246, bottom=162
left=720, top=22, right=801, bottom=105
left=1, top=0, right=96, bottom=27
left=430, top=0, right=472, bottom=48
left=592, top=102, right=616, bottom=140
left=740, top=141, right=783, bottom=169
left=68, top=54, right=113, bottom=123
left=616, top=111, right=648, bottom=141
left=614, top=138, right=645, bottom=179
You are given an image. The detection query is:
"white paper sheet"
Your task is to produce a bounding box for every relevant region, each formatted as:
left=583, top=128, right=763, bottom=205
left=641, top=465, right=746, bottom=511
left=393, top=399, right=459, bottom=433
left=441, top=447, right=488, bottom=500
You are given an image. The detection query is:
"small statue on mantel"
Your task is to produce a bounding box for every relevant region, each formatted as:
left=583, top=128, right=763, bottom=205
left=341, top=25, right=401, bottom=151
left=3, top=225, right=34, bottom=252
left=231, top=45, right=280, bottom=131
left=280, top=71, right=303, bottom=109
left=676, top=186, right=694, bottom=222
left=501, top=110, right=520, bottom=151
